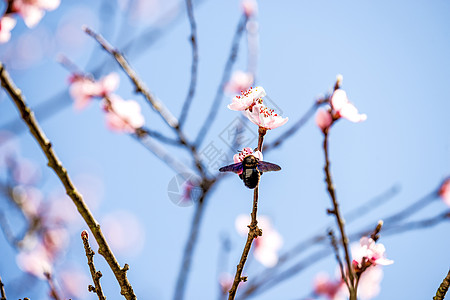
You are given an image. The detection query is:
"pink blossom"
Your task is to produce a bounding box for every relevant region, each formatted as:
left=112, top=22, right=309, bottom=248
left=316, top=109, right=333, bottom=131
left=16, top=244, right=53, bottom=279
left=235, top=214, right=283, bottom=267
left=12, top=185, right=43, bottom=219
left=356, top=266, right=383, bottom=300
left=331, top=89, right=367, bottom=123
left=241, top=0, right=258, bottom=17
left=352, top=237, right=393, bottom=269
left=228, top=86, right=265, bottom=111
left=225, top=71, right=254, bottom=94
left=69, top=72, right=119, bottom=110
left=103, top=95, right=145, bottom=133
left=0, top=16, right=17, bottom=43
left=43, top=227, right=69, bottom=258
left=245, top=104, right=288, bottom=130
left=313, top=272, right=345, bottom=300
left=59, top=268, right=89, bottom=299
left=13, top=0, right=60, bottom=28
left=233, top=147, right=263, bottom=163
left=439, top=177, right=450, bottom=206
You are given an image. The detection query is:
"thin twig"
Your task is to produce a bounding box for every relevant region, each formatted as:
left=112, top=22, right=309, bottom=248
left=173, top=189, right=210, bottom=300
left=84, top=27, right=208, bottom=179
left=44, top=272, right=61, bottom=300
left=0, top=275, right=6, bottom=300
left=84, top=26, right=179, bottom=129
left=228, top=129, right=266, bottom=299
left=264, top=100, right=323, bottom=152
left=238, top=211, right=450, bottom=299
left=0, top=63, right=136, bottom=300
left=195, top=14, right=248, bottom=148
left=81, top=230, right=107, bottom=300
left=433, top=269, right=450, bottom=300
left=179, top=0, right=199, bottom=128
left=322, top=129, right=355, bottom=299
left=328, top=230, right=349, bottom=289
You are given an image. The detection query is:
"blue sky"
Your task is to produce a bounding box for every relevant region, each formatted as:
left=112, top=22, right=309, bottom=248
left=1, top=0, right=449, bottom=299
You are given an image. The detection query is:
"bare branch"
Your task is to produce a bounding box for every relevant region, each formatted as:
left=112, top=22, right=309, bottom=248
left=81, top=230, right=107, bottom=300
left=0, top=63, right=136, bottom=300
left=179, top=0, right=199, bottom=128
left=0, top=275, right=6, bottom=300
left=228, top=129, right=266, bottom=300
left=195, top=14, right=248, bottom=147
left=433, top=269, right=450, bottom=300
left=322, top=129, right=355, bottom=298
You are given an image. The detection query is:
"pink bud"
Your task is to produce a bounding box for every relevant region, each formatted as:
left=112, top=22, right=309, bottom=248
left=315, top=109, right=333, bottom=131
left=81, top=230, right=88, bottom=241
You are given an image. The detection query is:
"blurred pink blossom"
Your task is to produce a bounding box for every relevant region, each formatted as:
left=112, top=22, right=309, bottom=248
left=352, top=237, right=393, bottom=269
left=225, top=71, right=254, bottom=95
left=12, top=157, right=41, bottom=185
left=69, top=72, right=119, bottom=110
left=228, top=86, right=265, bottom=111
left=235, top=214, right=283, bottom=267
left=313, top=272, right=344, bottom=300
left=316, top=109, right=333, bottom=131
left=103, top=95, right=145, bottom=133
left=439, top=177, right=450, bottom=206
left=13, top=0, right=60, bottom=28
left=102, top=211, right=145, bottom=256
left=331, top=89, right=367, bottom=123
left=43, top=227, right=69, bottom=258
left=355, top=266, right=383, bottom=300
left=16, top=244, right=53, bottom=279
left=241, top=0, right=258, bottom=17
left=12, top=185, right=43, bottom=219
left=233, top=147, right=263, bottom=163
left=245, top=104, right=288, bottom=130
left=0, top=15, right=17, bottom=43
left=59, top=268, right=90, bottom=299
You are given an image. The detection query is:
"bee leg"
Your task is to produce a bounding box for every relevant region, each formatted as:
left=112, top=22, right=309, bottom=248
left=239, top=173, right=244, bottom=180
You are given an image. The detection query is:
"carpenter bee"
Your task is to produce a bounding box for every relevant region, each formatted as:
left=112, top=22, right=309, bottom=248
left=219, top=155, right=281, bottom=189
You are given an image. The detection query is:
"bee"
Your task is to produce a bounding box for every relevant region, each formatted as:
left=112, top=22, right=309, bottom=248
left=219, top=155, right=281, bottom=189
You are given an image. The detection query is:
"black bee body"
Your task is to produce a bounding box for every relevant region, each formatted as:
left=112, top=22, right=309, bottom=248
left=219, top=155, right=281, bottom=189
left=239, top=155, right=261, bottom=189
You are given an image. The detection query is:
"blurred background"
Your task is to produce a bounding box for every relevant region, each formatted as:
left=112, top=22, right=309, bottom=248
left=0, top=0, right=449, bottom=299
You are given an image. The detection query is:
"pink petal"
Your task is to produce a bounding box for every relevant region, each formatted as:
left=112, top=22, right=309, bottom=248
left=104, top=96, right=145, bottom=133
left=37, top=0, right=60, bottom=11
left=0, top=16, right=17, bottom=43
left=316, top=109, right=333, bottom=130
left=339, top=102, right=367, bottom=123
left=439, top=178, right=450, bottom=206
left=225, top=71, right=254, bottom=94
left=241, top=0, right=258, bottom=16
left=330, top=89, right=348, bottom=111
left=99, top=72, right=120, bottom=96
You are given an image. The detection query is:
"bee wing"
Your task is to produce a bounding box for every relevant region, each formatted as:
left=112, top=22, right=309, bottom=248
left=257, top=161, right=281, bottom=173
left=219, top=162, right=243, bottom=174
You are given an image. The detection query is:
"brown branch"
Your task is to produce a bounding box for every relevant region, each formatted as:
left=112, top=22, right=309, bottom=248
left=0, top=63, right=136, bottom=300
left=44, top=272, right=61, bottom=300
left=228, top=129, right=265, bottom=300
left=0, top=275, right=6, bottom=300
left=81, top=230, right=106, bottom=300
left=322, top=129, right=356, bottom=299
left=83, top=26, right=178, bottom=129
left=433, top=269, right=450, bottom=300
left=179, top=0, right=199, bottom=128
left=83, top=27, right=208, bottom=179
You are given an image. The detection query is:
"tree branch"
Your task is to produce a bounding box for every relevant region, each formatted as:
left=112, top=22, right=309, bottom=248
left=81, top=230, right=106, bottom=300
left=179, top=0, right=199, bottom=128
left=0, top=63, right=136, bottom=300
